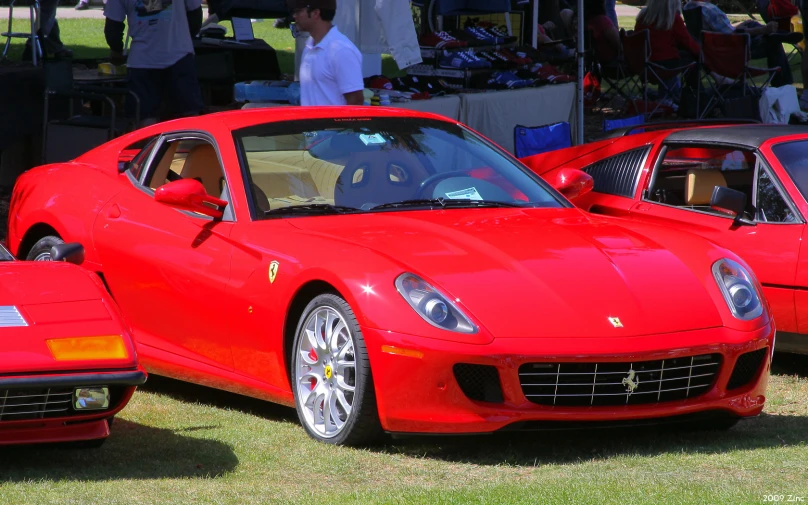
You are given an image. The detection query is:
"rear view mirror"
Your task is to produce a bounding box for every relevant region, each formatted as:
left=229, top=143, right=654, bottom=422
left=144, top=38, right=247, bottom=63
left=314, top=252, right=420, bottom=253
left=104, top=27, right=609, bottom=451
left=50, top=242, right=85, bottom=265
left=553, top=168, right=594, bottom=200
left=710, top=186, right=752, bottom=225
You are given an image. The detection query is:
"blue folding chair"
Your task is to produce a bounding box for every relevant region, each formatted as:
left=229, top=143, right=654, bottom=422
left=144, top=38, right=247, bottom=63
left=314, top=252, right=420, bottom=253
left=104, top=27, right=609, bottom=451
left=603, top=114, right=645, bottom=133
left=514, top=122, right=572, bottom=158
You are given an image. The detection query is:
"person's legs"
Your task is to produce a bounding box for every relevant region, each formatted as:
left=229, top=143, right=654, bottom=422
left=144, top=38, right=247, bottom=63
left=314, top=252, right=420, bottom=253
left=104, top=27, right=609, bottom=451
left=604, top=0, right=618, bottom=28
left=751, top=35, right=792, bottom=87
left=165, top=53, right=204, bottom=119
left=127, top=67, right=163, bottom=127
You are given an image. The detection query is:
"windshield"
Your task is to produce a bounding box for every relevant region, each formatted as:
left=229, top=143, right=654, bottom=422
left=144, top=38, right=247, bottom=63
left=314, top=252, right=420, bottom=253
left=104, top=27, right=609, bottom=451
left=772, top=140, right=808, bottom=199
left=0, top=244, right=14, bottom=262
left=234, top=117, right=566, bottom=217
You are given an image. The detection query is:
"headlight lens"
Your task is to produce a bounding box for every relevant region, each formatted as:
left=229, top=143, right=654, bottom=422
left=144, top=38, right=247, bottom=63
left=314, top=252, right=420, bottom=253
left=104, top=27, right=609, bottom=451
left=395, top=273, right=477, bottom=333
left=712, top=258, right=763, bottom=320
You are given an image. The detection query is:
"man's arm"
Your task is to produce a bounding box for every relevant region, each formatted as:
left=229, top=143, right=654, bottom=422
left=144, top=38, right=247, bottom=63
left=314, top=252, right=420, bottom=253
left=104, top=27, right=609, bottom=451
left=343, top=90, right=364, bottom=106
left=187, top=6, right=203, bottom=37
left=104, top=17, right=126, bottom=63
left=736, top=20, right=778, bottom=35
left=104, top=0, right=127, bottom=62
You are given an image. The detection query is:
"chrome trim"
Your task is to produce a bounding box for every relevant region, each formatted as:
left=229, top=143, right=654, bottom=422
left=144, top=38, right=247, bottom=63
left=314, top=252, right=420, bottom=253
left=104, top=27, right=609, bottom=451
left=519, top=354, right=722, bottom=407
left=0, top=306, right=27, bottom=327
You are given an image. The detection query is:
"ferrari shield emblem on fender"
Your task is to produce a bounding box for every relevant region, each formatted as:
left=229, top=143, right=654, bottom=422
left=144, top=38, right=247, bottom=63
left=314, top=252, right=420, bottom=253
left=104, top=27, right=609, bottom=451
left=269, top=261, right=279, bottom=284
left=608, top=317, right=623, bottom=328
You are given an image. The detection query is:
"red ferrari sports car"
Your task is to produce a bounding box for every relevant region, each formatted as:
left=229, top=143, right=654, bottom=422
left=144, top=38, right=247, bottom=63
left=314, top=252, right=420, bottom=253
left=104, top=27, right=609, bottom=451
left=8, top=108, right=773, bottom=445
left=525, top=121, right=808, bottom=356
left=0, top=241, right=146, bottom=446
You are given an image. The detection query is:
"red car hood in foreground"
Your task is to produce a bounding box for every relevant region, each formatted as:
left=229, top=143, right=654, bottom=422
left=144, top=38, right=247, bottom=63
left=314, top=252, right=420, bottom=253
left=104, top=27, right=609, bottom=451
left=291, top=208, right=725, bottom=339
left=0, top=262, right=137, bottom=374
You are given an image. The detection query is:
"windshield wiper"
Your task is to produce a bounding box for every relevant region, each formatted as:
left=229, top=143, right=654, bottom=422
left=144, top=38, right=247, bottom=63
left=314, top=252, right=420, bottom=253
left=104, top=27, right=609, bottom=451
left=263, top=204, right=359, bottom=216
left=369, top=199, right=527, bottom=211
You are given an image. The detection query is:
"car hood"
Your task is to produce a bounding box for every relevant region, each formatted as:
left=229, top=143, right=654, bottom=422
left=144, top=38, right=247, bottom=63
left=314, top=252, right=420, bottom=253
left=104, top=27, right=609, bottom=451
left=0, top=262, right=135, bottom=373
left=289, top=208, right=724, bottom=338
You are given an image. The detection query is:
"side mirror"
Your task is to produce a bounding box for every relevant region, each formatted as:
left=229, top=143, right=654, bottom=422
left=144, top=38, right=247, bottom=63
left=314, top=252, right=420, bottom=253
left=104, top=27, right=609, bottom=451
left=710, top=186, right=752, bottom=225
left=50, top=242, right=85, bottom=265
left=553, top=168, right=594, bottom=200
left=154, top=179, right=227, bottom=219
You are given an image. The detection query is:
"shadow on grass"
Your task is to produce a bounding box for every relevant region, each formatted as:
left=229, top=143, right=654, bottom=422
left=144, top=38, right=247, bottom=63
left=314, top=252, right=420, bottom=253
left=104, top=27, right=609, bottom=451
left=140, top=375, right=298, bottom=425
left=772, top=351, right=808, bottom=377
left=377, top=411, right=808, bottom=466
left=0, top=419, right=239, bottom=481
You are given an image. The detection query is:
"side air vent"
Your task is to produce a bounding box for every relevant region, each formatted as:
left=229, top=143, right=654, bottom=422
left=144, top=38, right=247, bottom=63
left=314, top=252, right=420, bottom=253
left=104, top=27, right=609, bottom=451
left=453, top=364, right=504, bottom=403
left=727, top=348, right=767, bottom=390
left=582, top=146, right=650, bottom=197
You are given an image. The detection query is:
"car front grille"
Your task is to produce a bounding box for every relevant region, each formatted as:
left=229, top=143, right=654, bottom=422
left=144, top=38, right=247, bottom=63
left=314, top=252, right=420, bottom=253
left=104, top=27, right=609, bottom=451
left=519, top=354, right=722, bottom=406
left=0, top=387, right=74, bottom=421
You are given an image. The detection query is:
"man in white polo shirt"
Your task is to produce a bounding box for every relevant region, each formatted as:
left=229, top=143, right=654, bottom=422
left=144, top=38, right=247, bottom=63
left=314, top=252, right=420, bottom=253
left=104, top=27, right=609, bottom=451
left=288, top=0, right=364, bottom=106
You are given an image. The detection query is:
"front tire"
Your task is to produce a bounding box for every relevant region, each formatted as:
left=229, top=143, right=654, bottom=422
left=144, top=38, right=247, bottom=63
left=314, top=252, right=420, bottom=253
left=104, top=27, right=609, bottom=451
left=26, top=235, right=63, bottom=261
left=292, top=294, right=382, bottom=445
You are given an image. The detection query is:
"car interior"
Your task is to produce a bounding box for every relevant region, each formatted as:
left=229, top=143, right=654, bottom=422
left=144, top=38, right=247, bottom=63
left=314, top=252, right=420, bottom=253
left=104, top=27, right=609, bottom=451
left=240, top=130, right=532, bottom=213
left=644, top=144, right=796, bottom=223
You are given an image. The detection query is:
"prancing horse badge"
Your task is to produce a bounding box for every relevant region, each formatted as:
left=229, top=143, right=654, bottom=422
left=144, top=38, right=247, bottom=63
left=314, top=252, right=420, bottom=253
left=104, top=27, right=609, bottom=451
left=608, top=317, right=623, bottom=328
left=269, top=261, right=279, bottom=284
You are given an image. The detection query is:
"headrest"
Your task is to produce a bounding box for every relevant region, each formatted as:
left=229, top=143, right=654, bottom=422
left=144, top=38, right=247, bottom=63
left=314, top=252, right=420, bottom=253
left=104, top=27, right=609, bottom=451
left=686, top=169, right=727, bottom=205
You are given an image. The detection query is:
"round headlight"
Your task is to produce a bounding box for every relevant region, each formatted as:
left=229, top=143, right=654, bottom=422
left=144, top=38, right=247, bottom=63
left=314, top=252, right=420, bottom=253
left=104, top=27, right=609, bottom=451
left=424, top=298, right=449, bottom=323
left=729, top=282, right=753, bottom=309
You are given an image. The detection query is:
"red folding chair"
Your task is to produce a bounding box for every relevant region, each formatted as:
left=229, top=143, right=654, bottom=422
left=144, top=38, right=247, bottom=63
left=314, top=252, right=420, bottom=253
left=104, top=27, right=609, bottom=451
left=699, top=30, right=780, bottom=118
left=621, top=29, right=697, bottom=119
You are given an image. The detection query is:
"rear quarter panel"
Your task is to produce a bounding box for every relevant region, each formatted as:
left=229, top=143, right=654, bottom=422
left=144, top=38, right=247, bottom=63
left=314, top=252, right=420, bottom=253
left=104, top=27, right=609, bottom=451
left=7, top=163, right=121, bottom=267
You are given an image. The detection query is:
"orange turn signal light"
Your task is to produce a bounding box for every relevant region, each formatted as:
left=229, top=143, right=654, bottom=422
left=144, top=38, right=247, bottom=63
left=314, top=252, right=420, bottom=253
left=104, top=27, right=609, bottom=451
left=381, top=345, right=424, bottom=359
left=46, top=335, right=129, bottom=361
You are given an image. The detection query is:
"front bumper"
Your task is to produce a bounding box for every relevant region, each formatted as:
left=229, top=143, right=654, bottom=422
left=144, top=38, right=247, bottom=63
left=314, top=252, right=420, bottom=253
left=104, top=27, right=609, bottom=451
left=0, top=367, right=147, bottom=445
left=363, top=324, right=773, bottom=434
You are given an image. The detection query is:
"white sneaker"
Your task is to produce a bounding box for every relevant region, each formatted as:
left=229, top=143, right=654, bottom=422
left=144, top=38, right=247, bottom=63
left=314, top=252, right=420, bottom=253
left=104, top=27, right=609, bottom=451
left=799, top=93, right=808, bottom=111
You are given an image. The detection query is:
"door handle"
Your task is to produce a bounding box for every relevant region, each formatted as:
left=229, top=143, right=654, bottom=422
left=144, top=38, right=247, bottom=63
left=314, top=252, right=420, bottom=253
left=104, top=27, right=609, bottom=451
left=106, top=203, right=121, bottom=219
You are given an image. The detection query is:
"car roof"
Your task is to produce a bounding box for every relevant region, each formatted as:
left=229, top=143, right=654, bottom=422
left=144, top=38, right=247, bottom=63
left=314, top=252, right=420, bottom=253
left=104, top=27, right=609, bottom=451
left=213, top=106, right=457, bottom=131
left=664, top=124, right=808, bottom=148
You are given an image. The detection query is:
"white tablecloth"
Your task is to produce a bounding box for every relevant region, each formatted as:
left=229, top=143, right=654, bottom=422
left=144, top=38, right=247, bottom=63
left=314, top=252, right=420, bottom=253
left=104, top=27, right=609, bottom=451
left=459, top=84, right=576, bottom=155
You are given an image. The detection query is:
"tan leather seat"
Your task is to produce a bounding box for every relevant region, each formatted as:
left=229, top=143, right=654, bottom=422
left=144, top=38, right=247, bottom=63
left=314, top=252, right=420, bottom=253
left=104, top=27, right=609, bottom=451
left=181, top=144, right=225, bottom=196
left=686, top=169, right=727, bottom=206
left=149, top=142, right=179, bottom=189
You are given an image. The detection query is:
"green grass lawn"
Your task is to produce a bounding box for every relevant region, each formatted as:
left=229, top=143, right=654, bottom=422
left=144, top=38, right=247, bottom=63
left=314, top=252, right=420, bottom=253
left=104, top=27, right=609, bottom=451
left=0, top=353, right=806, bottom=504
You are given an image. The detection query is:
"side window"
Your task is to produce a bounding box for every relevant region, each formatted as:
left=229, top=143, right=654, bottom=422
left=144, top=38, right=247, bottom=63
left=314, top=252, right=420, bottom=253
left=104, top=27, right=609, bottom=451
left=146, top=138, right=226, bottom=197
left=121, top=136, right=158, bottom=180
left=646, top=145, right=756, bottom=216
left=756, top=168, right=796, bottom=223
left=581, top=146, right=650, bottom=197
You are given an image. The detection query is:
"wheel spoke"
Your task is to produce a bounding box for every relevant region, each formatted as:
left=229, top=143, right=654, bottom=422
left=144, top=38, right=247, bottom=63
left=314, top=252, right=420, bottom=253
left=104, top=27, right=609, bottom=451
left=329, top=390, right=346, bottom=430
left=327, top=320, right=346, bottom=354
left=336, top=375, right=355, bottom=393
left=337, top=339, right=353, bottom=361
left=334, top=389, right=352, bottom=417
left=299, top=348, right=318, bottom=366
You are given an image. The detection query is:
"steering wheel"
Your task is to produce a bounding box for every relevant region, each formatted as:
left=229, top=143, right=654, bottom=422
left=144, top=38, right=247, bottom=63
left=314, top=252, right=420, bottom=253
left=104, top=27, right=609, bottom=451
left=415, top=171, right=468, bottom=199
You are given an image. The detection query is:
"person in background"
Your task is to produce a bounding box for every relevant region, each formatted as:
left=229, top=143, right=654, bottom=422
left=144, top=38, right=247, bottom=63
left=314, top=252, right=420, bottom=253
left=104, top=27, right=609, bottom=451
left=684, top=0, right=800, bottom=88
left=23, top=0, right=71, bottom=60
left=104, top=0, right=204, bottom=127
left=288, top=0, right=364, bottom=106
left=583, top=0, right=621, bottom=63
left=635, top=0, right=701, bottom=89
